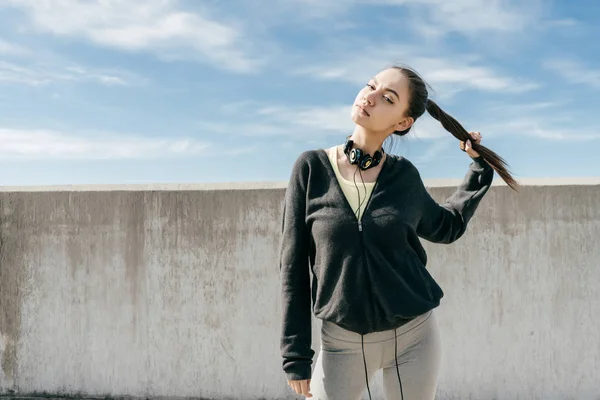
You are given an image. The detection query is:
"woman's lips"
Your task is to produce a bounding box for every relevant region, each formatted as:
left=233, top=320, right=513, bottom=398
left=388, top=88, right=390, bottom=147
left=357, top=105, right=370, bottom=116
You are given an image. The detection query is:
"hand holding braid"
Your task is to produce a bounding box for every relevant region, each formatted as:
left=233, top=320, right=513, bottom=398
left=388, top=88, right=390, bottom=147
left=459, top=131, right=482, bottom=158
left=426, top=99, right=518, bottom=191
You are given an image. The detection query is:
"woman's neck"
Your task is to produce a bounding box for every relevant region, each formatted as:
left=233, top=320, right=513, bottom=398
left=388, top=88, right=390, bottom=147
left=349, top=127, right=386, bottom=156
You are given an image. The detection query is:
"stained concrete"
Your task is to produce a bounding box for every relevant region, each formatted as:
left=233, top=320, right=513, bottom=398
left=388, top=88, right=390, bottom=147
left=0, top=180, right=599, bottom=399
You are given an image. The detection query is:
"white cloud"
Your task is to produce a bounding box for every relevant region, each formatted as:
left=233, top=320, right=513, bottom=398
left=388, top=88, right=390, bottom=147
left=474, top=98, right=600, bottom=142
left=486, top=101, right=569, bottom=113
left=5, top=0, right=262, bottom=73
left=0, top=60, right=137, bottom=86
left=256, top=105, right=354, bottom=133
left=411, top=138, right=455, bottom=164
left=482, top=118, right=600, bottom=141
left=277, top=0, right=539, bottom=37
left=420, top=59, right=538, bottom=93
left=544, top=19, right=580, bottom=28
left=223, top=146, right=257, bottom=156
left=198, top=104, right=353, bottom=137
left=270, top=0, right=357, bottom=18
left=409, top=116, right=452, bottom=139
left=374, top=0, right=537, bottom=36
left=543, top=59, right=600, bottom=89
left=294, top=46, right=538, bottom=95
left=0, top=128, right=211, bottom=159
left=0, top=39, right=30, bottom=56
left=541, top=18, right=586, bottom=38
left=198, top=121, right=297, bottom=137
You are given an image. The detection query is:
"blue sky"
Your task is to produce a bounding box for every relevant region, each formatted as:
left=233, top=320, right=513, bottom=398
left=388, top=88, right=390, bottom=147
left=0, top=0, right=598, bottom=186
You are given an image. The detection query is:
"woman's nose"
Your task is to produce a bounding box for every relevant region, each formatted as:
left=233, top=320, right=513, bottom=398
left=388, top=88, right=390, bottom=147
left=364, top=92, right=376, bottom=105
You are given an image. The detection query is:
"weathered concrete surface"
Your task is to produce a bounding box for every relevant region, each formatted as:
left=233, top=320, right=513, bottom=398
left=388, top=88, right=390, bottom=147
left=0, top=179, right=599, bottom=399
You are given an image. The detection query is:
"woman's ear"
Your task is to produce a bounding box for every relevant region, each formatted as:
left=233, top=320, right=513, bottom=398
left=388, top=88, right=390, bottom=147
left=395, top=117, right=414, bottom=133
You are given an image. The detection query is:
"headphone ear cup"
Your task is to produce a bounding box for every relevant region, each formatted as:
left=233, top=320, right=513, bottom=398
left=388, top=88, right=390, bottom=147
left=344, top=139, right=353, bottom=155
left=372, top=150, right=382, bottom=167
left=360, top=155, right=373, bottom=170
left=350, top=148, right=362, bottom=165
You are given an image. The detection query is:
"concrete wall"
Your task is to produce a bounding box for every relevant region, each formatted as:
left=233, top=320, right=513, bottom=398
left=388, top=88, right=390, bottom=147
left=0, top=179, right=599, bottom=399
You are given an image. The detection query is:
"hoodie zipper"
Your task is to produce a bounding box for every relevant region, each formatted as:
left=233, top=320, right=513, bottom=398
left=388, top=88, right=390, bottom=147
left=357, top=173, right=379, bottom=320
left=357, top=166, right=418, bottom=318
left=357, top=169, right=380, bottom=232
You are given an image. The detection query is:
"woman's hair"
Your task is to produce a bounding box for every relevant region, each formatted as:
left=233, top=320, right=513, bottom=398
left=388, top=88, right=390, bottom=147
left=390, top=65, right=518, bottom=191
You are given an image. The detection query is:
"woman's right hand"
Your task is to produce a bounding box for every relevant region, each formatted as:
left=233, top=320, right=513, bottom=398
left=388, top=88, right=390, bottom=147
left=288, top=379, right=312, bottom=398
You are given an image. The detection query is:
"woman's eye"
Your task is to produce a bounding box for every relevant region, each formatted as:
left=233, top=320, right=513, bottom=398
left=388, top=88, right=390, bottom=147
left=366, top=83, right=375, bottom=89
left=384, top=96, right=393, bottom=104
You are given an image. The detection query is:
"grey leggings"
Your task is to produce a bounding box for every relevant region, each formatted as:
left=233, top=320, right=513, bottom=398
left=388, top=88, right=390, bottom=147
left=309, top=311, right=441, bottom=400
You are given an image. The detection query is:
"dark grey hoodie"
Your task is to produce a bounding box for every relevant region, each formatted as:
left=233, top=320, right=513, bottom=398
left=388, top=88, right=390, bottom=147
left=279, top=149, right=494, bottom=381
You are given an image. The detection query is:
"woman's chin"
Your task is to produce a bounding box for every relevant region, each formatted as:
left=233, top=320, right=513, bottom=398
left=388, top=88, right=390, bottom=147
left=351, top=113, right=369, bottom=127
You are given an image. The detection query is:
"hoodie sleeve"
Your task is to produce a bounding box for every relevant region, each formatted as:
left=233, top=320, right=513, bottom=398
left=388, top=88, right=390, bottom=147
left=417, top=156, right=494, bottom=244
left=279, top=152, right=315, bottom=381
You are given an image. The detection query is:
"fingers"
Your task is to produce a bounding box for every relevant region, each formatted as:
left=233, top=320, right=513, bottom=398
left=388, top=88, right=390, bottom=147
left=301, top=380, right=312, bottom=397
left=288, top=380, right=312, bottom=398
left=459, top=139, right=480, bottom=158
left=469, top=131, right=482, bottom=144
left=459, top=132, right=482, bottom=158
left=459, top=140, right=473, bottom=152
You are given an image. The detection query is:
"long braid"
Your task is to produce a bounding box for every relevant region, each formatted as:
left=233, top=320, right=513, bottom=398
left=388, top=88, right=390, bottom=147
left=426, top=99, right=518, bottom=191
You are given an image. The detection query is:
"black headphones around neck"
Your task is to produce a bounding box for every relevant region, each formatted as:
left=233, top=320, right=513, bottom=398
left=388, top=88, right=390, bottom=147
left=343, top=137, right=384, bottom=171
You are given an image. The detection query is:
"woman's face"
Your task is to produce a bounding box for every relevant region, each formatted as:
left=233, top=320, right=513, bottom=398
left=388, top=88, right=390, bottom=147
left=351, top=68, right=414, bottom=135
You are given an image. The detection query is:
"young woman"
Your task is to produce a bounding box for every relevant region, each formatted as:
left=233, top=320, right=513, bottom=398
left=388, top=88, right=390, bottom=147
left=279, top=65, right=517, bottom=400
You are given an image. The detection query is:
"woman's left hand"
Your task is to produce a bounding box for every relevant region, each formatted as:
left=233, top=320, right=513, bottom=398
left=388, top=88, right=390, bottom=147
left=460, top=131, right=482, bottom=158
